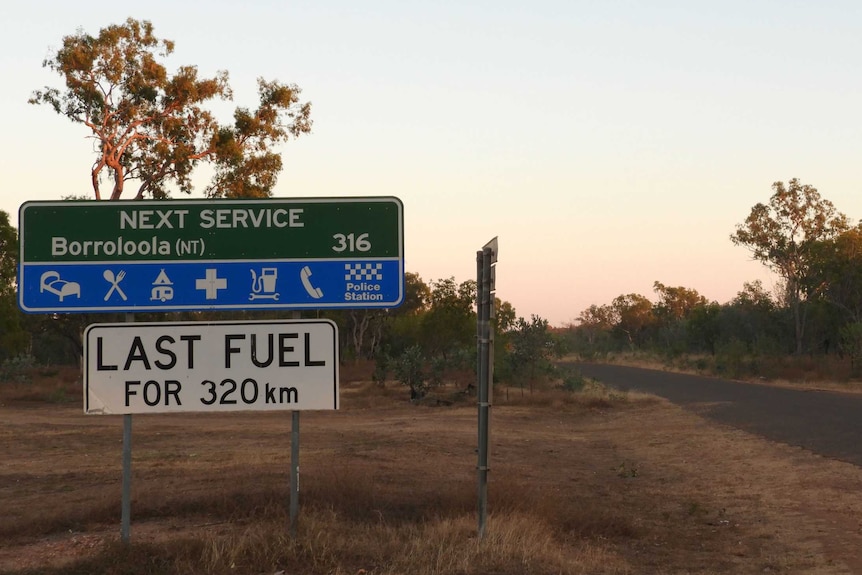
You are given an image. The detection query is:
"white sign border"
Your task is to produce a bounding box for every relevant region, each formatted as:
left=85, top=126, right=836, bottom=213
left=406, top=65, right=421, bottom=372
left=84, top=318, right=339, bottom=414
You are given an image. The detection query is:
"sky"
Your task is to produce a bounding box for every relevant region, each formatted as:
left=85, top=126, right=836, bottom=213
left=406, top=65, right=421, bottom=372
left=2, top=1, right=862, bottom=326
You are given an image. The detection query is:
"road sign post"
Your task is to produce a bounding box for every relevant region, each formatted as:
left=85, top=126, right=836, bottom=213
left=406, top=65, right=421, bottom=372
left=83, top=317, right=338, bottom=542
left=22, top=196, right=394, bottom=543
left=476, top=237, right=497, bottom=540
left=18, top=197, right=403, bottom=313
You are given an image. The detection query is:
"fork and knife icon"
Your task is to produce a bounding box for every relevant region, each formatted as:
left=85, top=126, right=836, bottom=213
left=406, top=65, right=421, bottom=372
left=103, top=269, right=128, bottom=301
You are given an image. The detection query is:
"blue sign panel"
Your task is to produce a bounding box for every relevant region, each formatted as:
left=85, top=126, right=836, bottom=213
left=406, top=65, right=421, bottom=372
left=18, top=197, right=404, bottom=313
left=20, top=259, right=402, bottom=313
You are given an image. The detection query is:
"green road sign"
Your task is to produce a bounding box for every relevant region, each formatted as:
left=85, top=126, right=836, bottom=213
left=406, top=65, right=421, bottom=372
left=20, top=197, right=401, bottom=262
left=19, top=197, right=404, bottom=313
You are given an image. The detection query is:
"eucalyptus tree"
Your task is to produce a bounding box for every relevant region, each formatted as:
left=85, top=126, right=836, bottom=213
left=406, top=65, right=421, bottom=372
left=731, top=179, right=849, bottom=354
left=652, top=281, right=707, bottom=321
left=0, top=211, right=26, bottom=361
left=30, top=18, right=311, bottom=200
left=0, top=211, right=16, bottom=297
left=506, top=315, right=557, bottom=390
left=611, top=293, right=655, bottom=350
left=420, top=277, right=477, bottom=359
left=575, top=303, right=616, bottom=348
left=808, top=225, right=862, bottom=324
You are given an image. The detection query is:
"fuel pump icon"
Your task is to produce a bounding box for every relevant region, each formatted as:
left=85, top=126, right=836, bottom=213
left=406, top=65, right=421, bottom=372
left=249, top=268, right=279, bottom=301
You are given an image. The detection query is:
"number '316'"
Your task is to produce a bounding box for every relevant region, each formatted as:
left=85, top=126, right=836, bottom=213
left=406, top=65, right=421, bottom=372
left=332, top=233, right=371, bottom=252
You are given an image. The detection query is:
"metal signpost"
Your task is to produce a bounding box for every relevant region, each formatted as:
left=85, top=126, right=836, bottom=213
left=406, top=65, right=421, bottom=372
left=84, top=318, right=338, bottom=541
left=19, top=196, right=400, bottom=543
left=476, top=237, right=497, bottom=540
left=18, top=197, right=404, bottom=313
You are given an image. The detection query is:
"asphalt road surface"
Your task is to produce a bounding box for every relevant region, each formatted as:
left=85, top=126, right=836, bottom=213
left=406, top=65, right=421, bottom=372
left=573, top=362, right=862, bottom=467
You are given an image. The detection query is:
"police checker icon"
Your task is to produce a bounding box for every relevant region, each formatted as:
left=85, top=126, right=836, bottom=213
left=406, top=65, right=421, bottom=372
left=344, top=263, right=385, bottom=301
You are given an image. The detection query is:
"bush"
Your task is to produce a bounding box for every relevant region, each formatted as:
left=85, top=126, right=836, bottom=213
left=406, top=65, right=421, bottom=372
left=372, top=354, right=389, bottom=387
left=0, top=354, right=37, bottom=384
left=558, top=366, right=587, bottom=392
left=714, top=338, right=748, bottom=379
left=393, top=346, right=430, bottom=401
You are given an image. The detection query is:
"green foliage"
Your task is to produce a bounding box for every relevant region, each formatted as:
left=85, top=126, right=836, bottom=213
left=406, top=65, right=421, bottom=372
left=568, top=219, right=862, bottom=362
left=558, top=365, right=587, bottom=392
left=611, top=293, right=656, bottom=349
left=30, top=18, right=311, bottom=200
left=386, top=313, right=423, bottom=355
left=419, top=277, right=476, bottom=358
left=0, top=355, right=36, bottom=384
left=575, top=304, right=616, bottom=350
left=506, top=315, right=559, bottom=389
left=494, top=298, right=517, bottom=332
left=839, top=322, right=862, bottom=377
left=392, top=272, right=431, bottom=317
left=392, top=346, right=431, bottom=401
left=731, top=179, right=850, bottom=354
left=713, top=338, right=750, bottom=379
left=653, top=281, right=707, bottom=321
left=808, top=225, right=862, bottom=323
left=0, top=210, right=16, bottom=294
left=372, top=352, right=389, bottom=387
left=24, top=312, right=105, bottom=365
left=0, top=297, right=28, bottom=363
left=686, top=302, right=722, bottom=354
left=0, top=212, right=27, bottom=361
left=429, top=354, right=448, bottom=387
left=370, top=276, right=481, bottom=398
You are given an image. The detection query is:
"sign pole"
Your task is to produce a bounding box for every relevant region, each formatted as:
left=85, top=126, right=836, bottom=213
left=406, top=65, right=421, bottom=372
left=476, top=249, right=488, bottom=539
left=288, top=309, right=301, bottom=538
left=121, top=312, right=133, bottom=543
left=476, top=237, right=497, bottom=540
left=290, top=410, right=300, bottom=538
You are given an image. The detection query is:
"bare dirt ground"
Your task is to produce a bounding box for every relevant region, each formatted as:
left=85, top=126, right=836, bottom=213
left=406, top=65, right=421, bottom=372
left=3, top=370, right=862, bottom=573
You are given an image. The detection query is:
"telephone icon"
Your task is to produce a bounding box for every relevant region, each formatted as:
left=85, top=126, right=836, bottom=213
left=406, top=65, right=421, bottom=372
left=300, top=266, right=323, bottom=299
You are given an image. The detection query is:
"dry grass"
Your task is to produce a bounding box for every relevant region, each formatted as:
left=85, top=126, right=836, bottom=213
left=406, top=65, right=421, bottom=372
left=3, top=363, right=862, bottom=573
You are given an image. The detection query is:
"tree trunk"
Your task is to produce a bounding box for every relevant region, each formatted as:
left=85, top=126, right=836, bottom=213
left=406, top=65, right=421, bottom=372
left=791, top=286, right=805, bottom=355
left=350, top=311, right=371, bottom=363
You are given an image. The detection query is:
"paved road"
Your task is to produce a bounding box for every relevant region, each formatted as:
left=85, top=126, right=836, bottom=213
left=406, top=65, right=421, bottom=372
left=572, top=362, right=862, bottom=467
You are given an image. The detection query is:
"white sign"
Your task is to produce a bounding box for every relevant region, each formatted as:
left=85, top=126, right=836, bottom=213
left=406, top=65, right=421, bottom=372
left=84, top=319, right=339, bottom=414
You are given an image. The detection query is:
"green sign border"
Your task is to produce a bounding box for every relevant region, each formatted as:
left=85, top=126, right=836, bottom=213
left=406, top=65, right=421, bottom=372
left=19, top=197, right=403, bottom=263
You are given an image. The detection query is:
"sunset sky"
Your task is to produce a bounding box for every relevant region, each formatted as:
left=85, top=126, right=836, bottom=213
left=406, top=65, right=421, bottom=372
left=2, top=1, right=861, bottom=325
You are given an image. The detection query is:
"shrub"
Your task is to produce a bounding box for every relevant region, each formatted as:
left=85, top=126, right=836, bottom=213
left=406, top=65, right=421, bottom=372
left=714, top=338, right=748, bottom=379
left=0, top=354, right=37, bottom=384
left=393, top=346, right=430, bottom=401
left=372, top=354, right=389, bottom=387
left=558, top=366, right=587, bottom=392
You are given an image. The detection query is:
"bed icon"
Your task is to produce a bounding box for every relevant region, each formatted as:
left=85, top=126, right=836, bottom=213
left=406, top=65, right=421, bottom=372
left=40, top=271, right=81, bottom=301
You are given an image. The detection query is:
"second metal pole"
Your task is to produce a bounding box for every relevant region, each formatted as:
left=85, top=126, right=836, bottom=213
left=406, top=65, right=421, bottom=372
left=121, top=312, right=134, bottom=543
left=290, top=410, right=300, bottom=538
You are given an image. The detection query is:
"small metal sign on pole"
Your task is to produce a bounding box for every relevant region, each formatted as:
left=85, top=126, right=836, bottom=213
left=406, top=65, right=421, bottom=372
left=476, top=237, right=497, bottom=539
